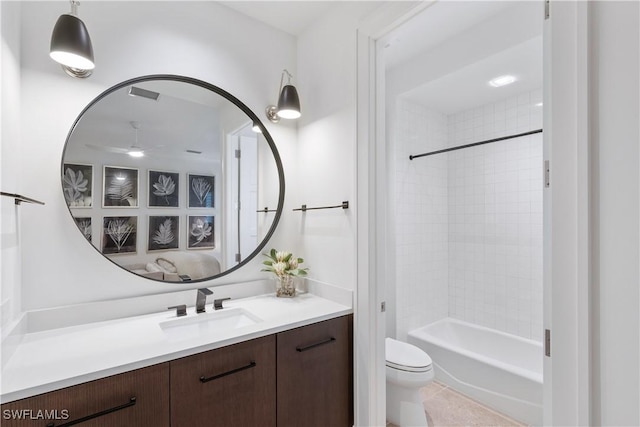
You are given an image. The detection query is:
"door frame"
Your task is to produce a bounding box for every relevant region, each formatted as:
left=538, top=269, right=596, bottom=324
left=354, top=1, right=591, bottom=425
left=543, top=2, right=592, bottom=425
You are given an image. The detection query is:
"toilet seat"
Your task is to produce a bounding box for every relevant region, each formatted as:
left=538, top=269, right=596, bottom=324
left=385, top=338, right=432, bottom=373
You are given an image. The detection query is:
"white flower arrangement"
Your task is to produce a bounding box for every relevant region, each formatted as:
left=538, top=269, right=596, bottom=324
left=261, top=249, right=309, bottom=279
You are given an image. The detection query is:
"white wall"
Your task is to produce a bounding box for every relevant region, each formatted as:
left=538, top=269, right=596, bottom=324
left=1, top=1, right=22, bottom=333
left=393, top=99, right=449, bottom=340
left=15, top=1, right=298, bottom=310
left=590, top=2, right=639, bottom=425
left=296, top=2, right=381, bottom=290
left=447, top=90, right=543, bottom=341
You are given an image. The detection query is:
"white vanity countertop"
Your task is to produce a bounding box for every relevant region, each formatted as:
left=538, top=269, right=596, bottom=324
left=0, top=292, right=352, bottom=404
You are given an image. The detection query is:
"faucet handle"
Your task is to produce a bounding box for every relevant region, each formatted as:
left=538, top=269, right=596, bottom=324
left=168, top=304, right=187, bottom=317
left=198, top=288, right=213, bottom=295
left=213, top=297, right=231, bottom=310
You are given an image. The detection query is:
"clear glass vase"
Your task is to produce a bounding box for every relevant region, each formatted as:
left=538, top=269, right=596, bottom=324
left=276, top=275, right=296, bottom=297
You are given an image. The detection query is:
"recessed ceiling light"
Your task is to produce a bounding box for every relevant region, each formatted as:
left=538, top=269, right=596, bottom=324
left=489, top=75, right=516, bottom=87
left=535, top=102, right=543, bottom=107
left=128, top=150, right=144, bottom=157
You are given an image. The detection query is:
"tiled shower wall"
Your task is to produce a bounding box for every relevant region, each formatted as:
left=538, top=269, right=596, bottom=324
left=394, top=89, right=543, bottom=341
left=447, top=90, right=543, bottom=341
left=394, top=99, right=449, bottom=341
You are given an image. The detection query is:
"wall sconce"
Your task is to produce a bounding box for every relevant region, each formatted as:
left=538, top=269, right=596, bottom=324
left=49, top=0, right=94, bottom=78
left=265, top=69, right=301, bottom=123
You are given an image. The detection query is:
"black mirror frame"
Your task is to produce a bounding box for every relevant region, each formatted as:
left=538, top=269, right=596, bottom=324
left=61, top=74, right=285, bottom=284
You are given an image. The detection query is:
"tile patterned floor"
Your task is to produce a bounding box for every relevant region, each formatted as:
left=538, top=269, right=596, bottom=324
left=387, top=381, right=528, bottom=427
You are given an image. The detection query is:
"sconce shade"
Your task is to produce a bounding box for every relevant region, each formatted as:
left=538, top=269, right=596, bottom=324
left=276, top=85, right=301, bottom=119
left=50, top=14, right=95, bottom=70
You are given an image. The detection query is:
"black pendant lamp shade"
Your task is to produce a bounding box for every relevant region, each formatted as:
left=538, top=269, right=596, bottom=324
left=276, top=85, right=301, bottom=119
left=50, top=12, right=94, bottom=72
left=266, top=69, right=301, bottom=123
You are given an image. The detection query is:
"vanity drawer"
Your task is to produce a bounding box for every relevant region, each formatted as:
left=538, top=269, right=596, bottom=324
left=276, top=315, right=353, bottom=427
left=170, top=334, right=276, bottom=427
left=0, top=363, right=169, bottom=427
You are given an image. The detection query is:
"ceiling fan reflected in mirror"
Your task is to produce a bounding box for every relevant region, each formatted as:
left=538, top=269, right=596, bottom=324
left=85, top=121, right=165, bottom=157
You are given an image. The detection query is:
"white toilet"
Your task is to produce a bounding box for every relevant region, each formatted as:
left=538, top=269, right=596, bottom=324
left=385, top=337, right=434, bottom=426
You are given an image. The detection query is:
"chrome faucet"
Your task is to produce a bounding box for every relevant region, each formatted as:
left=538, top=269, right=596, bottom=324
left=196, top=288, right=213, bottom=313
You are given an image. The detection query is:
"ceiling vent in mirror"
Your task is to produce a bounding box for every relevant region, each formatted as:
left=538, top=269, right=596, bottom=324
left=129, top=86, right=160, bottom=101
left=266, top=69, right=301, bottom=123
left=49, top=0, right=94, bottom=78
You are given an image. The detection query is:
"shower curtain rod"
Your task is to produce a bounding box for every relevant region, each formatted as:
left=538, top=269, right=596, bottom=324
left=409, top=129, right=543, bottom=160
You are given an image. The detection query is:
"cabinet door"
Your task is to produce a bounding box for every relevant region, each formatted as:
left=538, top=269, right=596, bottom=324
left=277, top=315, right=353, bottom=427
left=0, top=363, right=169, bottom=427
left=170, top=335, right=276, bottom=427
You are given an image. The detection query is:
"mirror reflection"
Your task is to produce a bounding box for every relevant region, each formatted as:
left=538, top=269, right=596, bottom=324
left=62, top=76, right=283, bottom=283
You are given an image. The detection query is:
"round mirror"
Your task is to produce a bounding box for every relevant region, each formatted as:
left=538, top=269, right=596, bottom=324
left=61, top=75, right=284, bottom=283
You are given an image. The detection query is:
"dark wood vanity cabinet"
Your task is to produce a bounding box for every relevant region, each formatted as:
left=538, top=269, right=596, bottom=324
left=0, top=315, right=352, bottom=427
left=170, top=335, right=276, bottom=427
left=0, top=363, right=170, bottom=427
left=276, top=315, right=354, bottom=427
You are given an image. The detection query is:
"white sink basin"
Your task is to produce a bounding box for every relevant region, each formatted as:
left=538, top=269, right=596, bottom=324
left=159, top=307, right=262, bottom=341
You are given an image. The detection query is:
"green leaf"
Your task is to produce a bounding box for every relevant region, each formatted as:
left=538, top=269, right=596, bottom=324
left=297, top=257, right=304, bottom=264
left=263, top=260, right=273, bottom=266
left=270, top=248, right=277, bottom=259
left=284, top=253, right=292, bottom=262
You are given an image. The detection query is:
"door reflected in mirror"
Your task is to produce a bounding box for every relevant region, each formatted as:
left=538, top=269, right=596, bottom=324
left=62, top=75, right=284, bottom=283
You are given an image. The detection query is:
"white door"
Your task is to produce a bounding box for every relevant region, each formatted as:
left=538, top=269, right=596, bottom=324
left=238, top=134, right=258, bottom=261
left=226, top=125, right=259, bottom=265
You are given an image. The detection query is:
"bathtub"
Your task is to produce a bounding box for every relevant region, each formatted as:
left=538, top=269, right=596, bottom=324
left=408, top=318, right=543, bottom=426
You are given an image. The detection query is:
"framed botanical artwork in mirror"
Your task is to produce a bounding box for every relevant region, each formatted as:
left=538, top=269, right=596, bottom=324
left=102, top=216, right=137, bottom=255
left=148, top=215, right=179, bottom=252
left=187, top=215, right=214, bottom=249
left=74, top=217, right=92, bottom=242
left=103, top=166, right=139, bottom=208
left=148, top=170, right=179, bottom=208
left=188, top=174, right=214, bottom=208
left=63, top=163, right=93, bottom=208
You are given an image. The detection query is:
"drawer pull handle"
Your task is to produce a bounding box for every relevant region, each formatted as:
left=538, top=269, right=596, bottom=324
left=199, top=361, right=256, bottom=383
left=296, top=337, right=336, bottom=352
left=46, top=396, right=136, bottom=427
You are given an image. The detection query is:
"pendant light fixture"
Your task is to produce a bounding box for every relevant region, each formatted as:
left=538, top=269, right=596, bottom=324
left=127, top=122, right=144, bottom=158
left=50, top=0, right=94, bottom=78
left=266, top=69, right=301, bottom=123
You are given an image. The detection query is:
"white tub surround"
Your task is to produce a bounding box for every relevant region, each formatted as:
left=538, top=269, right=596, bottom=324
left=408, top=318, right=542, bottom=426
left=1, top=289, right=352, bottom=404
